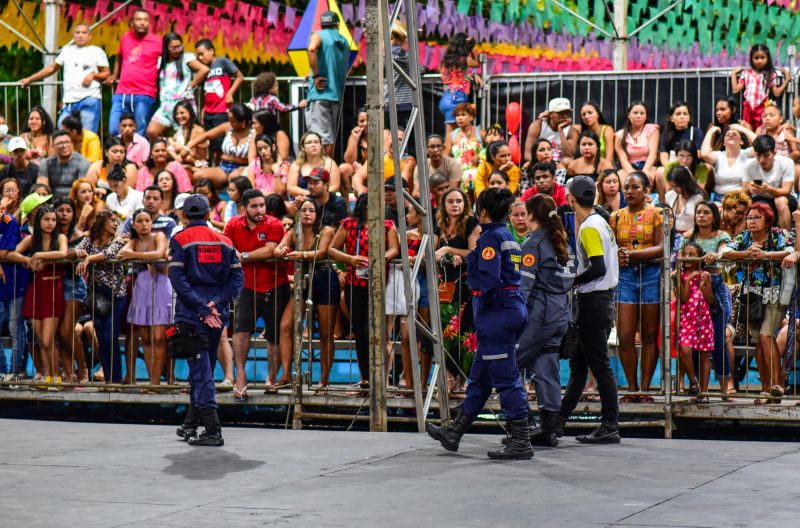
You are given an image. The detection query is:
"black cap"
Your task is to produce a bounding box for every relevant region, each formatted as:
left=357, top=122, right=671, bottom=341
left=567, top=175, right=596, bottom=202
left=320, top=11, right=339, bottom=27
left=384, top=178, right=408, bottom=190
left=184, top=194, right=210, bottom=219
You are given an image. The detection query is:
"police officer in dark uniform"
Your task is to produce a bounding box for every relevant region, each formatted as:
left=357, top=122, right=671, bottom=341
left=426, top=188, right=533, bottom=460
left=169, top=195, right=244, bottom=446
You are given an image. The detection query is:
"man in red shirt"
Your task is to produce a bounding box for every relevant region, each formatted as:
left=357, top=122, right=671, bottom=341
left=107, top=9, right=162, bottom=136
left=223, top=189, right=291, bottom=399
left=520, top=161, right=568, bottom=206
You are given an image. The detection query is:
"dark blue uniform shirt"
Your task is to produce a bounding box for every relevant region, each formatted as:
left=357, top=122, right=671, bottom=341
left=466, top=222, right=522, bottom=294
left=168, top=220, right=244, bottom=328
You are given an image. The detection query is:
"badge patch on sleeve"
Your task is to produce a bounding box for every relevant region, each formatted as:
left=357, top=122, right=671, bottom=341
left=198, top=245, right=222, bottom=263
left=481, top=247, right=496, bottom=260
left=522, top=254, right=535, bottom=266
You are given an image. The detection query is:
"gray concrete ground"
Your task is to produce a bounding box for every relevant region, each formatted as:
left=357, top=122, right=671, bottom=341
left=1, top=419, right=799, bottom=528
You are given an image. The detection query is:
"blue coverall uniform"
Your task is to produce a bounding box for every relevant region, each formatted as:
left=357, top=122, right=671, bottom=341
left=460, top=222, right=529, bottom=421
left=517, top=229, right=575, bottom=412
left=168, top=221, right=244, bottom=410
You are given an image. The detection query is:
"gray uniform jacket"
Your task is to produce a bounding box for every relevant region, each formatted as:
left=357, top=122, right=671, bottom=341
left=516, top=229, right=575, bottom=368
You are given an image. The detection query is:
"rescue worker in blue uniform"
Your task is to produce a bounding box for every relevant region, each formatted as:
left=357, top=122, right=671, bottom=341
left=514, top=194, right=575, bottom=447
left=426, top=188, right=533, bottom=460
left=169, top=195, right=244, bottom=446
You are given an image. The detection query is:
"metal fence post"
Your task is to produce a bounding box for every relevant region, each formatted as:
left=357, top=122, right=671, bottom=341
left=661, top=209, right=673, bottom=438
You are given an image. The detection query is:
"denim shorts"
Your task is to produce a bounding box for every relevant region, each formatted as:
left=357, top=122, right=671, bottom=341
left=617, top=263, right=661, bottom=305
left=220, top=160, right=245, bottom=176
left=417, top=272, right=429, bottom=309
left=63, top=275, right=88, bottom=303
left=438, top=89, right=469, bottom=124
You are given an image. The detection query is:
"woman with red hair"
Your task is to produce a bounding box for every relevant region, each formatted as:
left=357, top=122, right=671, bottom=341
left=710, top=201, right=791, bottom=403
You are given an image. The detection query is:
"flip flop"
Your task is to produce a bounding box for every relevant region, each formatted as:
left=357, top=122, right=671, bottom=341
left=233, top=385, right=248, bottom=402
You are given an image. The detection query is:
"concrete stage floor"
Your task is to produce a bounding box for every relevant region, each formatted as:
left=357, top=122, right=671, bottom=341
left=1, top=419, right=799, bottom=528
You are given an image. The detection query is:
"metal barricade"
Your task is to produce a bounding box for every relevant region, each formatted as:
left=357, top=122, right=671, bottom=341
left=674, top=255, right=799, bottom=405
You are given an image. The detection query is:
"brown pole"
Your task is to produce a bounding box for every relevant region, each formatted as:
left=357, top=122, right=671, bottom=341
left=365, top=0, right=387, bottom=431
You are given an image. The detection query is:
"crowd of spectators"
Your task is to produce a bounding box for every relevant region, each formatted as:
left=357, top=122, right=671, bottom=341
left=0, top=12, right=798, bottom=405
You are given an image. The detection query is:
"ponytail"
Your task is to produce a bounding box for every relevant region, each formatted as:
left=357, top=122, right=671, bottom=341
left=525, top=194, right=569, bottom=266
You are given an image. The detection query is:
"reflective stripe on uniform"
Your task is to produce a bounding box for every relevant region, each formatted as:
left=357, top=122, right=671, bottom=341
left=501, top=241, right=521, bottom=252
left=520, top=270, right=536, bottom=280
left=482, top=353, right=508, bottom=360
left=181, top=240, right=233, bottom=250
left=168, top=262, right=185, bottom=268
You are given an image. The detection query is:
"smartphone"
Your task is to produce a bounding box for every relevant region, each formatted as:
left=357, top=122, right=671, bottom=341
left=753, top=179, right=763, bottom=186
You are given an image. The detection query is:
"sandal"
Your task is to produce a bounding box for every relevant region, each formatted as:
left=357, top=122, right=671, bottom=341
left=770, top=385, right=785, bottom=398
left=639, top=395, right=655, bottom=403
left=233, top=385, right=248, bottom=402
left=693, top=396, right=710, bottom=404
left=619, top=395, right=639, bottom=403
left=273, top=379, right=293, bottom=390
left=687, top=383, right=700, bottom=397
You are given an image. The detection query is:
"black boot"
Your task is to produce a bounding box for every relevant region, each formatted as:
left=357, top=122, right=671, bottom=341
left=530, top=410, right=560, bottom=447
left=488, top=419, right=534, bottom=460
left=576, top=421, right=620, bottom=444
left=188, top=408, right=224, bottom=447
left=426, top=409, right=473, bottom=452
left=176, top=406, right=200, bottom=441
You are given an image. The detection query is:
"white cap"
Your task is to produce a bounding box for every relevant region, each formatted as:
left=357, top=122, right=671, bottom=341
left=8, top=137, right=27, bottom=152
left=548, top=97, right=572, bottom=113
left=174, top=193, right=192, bottom=210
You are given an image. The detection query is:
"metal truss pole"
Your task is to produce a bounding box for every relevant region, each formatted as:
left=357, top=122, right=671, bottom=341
left=383, top=0, right=451, bottom=427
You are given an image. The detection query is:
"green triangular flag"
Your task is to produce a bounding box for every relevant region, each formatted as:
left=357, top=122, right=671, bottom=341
left=489, top=0, right=504, bottom=22
left=507, top=0, right=520, bottom=24
left=457, top=0, right=472, bottom=16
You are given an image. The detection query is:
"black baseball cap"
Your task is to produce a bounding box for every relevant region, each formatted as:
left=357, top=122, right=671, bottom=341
left=320, top=11, right=339, bottom=27
left=384, top=178, right=408, bottom=190
left=184, top=194, right=210, bottom=219
left=567, top=176, right=596, bottom=202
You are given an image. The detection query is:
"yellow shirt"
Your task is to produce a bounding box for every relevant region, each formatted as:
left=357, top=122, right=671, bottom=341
left=383, top=154, right=405, bottom=180
left=81, top=130, right=102, bottom=163
left=474, top=161, right=520, bottom=198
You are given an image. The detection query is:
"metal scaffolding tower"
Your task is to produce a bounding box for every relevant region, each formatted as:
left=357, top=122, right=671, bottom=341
left=365, top=0, right=450, bottom=432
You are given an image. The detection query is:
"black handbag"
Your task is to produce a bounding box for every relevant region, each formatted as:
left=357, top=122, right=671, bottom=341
left=739, top=290, right=765, bottom=324
left=166, top=322, right=209, bottom=360
left=559, top=321, right=580, bottom=360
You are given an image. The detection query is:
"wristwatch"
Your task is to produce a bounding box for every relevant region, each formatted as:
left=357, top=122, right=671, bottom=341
left=242, top=252, right=249, bottom=262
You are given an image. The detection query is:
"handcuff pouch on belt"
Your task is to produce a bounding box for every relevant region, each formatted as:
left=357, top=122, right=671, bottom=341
left=166, top=322, right=209, bottom=359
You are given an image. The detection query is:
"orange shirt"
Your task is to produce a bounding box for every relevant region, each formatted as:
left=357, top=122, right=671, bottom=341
left=610, top=205, right=664, bottom=250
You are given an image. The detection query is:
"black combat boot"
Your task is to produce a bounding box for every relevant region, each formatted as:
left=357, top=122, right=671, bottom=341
left=488, top=419, right=534, bottom=460
left=576, top=421, right=621, bottom=444
left=176, top=406, right=200, bottom=441
left=426, top=409, right=474, bottom=452
left=188, top=408, right=224, bottom=447
left=530, top=410, right=560, bottom=447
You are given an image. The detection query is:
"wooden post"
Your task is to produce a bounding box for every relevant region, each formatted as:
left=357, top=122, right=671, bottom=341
left=42, top=0, right=62, bottom=120
left=613, top=0, right=628, bottom=71
left=365, top=0, right=387, bottom=432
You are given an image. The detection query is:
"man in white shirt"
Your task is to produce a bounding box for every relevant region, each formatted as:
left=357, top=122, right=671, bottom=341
left=106, top=166, right=143, bottom=223
left=20, top=24, right=110, bottom=133
left=743, top=135, right=796, bottom=229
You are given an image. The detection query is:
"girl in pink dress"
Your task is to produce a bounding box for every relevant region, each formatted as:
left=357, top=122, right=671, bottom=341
left=677, top=242, right=715, bottom=402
